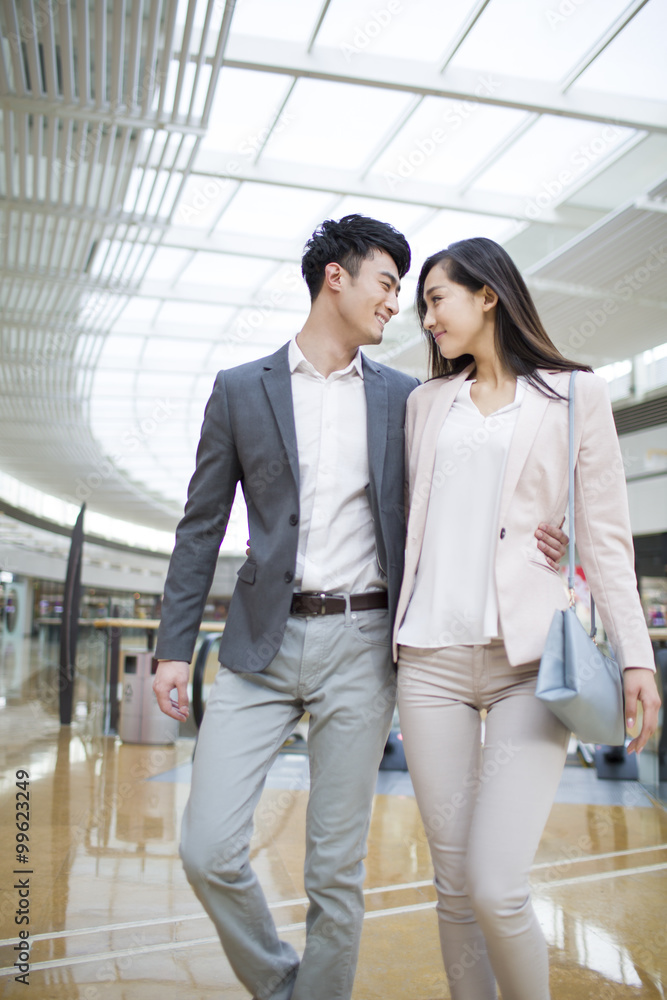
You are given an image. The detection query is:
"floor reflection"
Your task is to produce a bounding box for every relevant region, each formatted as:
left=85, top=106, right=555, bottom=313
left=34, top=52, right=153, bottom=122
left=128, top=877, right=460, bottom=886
left=0, top=692, right=666, bottom=998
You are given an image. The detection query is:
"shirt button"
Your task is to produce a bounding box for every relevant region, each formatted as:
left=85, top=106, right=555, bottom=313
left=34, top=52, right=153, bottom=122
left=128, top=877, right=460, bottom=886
left=284, top=571, right=294, bottom=583
left=289, top=514, right=298, bottom=526
left=500, top=528, right=506, bottom=539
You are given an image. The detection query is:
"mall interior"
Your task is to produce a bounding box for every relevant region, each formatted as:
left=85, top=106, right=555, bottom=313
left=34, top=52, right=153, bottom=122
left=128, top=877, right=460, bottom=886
left=0, top=1, right=666, bottom=997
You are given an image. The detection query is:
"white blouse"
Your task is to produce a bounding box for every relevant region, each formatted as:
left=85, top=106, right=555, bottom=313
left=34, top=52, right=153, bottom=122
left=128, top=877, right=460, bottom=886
left=397, top=377, right=525, bottom=649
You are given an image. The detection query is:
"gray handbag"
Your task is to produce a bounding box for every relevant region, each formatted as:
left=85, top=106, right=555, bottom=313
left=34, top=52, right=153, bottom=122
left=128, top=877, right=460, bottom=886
left=535, top=370, right=626, bottom=744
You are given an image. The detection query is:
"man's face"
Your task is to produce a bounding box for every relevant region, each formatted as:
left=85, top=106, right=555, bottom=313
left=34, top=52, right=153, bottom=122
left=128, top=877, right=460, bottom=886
left=337, top=250, right=401, bottom=347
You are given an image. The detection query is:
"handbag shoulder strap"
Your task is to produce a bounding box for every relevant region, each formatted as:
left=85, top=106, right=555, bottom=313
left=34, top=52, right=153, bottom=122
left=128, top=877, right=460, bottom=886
left=567, top=370, right=597, bottom=637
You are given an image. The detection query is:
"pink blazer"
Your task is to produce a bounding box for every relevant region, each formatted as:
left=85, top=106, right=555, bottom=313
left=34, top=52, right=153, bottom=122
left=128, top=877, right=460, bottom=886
left=393, top=366, right=655, bottom=670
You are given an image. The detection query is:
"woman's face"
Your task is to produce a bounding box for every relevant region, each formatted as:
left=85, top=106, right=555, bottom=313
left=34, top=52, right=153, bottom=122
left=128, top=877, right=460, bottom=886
left=421, top=263, right=495, bottom=359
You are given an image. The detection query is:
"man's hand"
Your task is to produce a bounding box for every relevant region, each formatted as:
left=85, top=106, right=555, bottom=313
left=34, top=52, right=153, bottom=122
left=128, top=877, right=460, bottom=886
left=535, top=521, right=568, bottom=570
left=152, top=660, right=190, bottom=721
left=624, top=668, right=661, bottom=754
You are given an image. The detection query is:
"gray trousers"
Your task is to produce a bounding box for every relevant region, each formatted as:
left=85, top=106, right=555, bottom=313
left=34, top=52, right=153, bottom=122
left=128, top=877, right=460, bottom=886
left=398, top=640, right=570, bottom=1000
left=180, top=607, right=396, bottom=1000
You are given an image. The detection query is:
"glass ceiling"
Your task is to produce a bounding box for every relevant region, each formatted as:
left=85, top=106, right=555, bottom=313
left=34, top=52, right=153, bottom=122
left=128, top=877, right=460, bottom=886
left=1, top=0, right=666, bottom=553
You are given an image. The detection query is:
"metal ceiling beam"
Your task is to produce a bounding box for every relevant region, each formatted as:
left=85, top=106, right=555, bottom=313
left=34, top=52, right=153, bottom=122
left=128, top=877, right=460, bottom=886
left=439, top=0, right=493, bottom=71
left=0, top=95, right=208, bottom=134
left=162, top=227, right=302, bottom=259
left=526, top=276, right=667, bottom=310
left=189, top=150, right=608, bottom=228
left=561, top=0, right=651, bottom=92
left=137, top=279, right=307, bottom=310
left=307, top=0, right=334, bottom=53
left=219, top=37, right=667, bottom=134
left=634, top=196, right=667, bottom=215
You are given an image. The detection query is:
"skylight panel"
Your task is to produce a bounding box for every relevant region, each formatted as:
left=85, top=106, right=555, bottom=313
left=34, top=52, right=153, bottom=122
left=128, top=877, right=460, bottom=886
left=471, top=116, right=638, bottom=207
left=263, top=263, right=311, bottom=305
left=141, top=247, right=191, bottom=282
left=142, top=336, right=212, bottom=366
left=448, top=0, right=632, bottom=82
left=215, top=183, right=335, bottom=240
left=264, top=79, right=415, bottom=170
left=152, top=59, right=180, bottom=117
left=89, top=240, right=135, bottom=281
left=176, top=61, right=212, bottom=119
left=229, top=0, right=324, bottom=43
left=173, top=175, right=239, bottom=229
left=199, top=68, right=294, bottom=156
left=174, top=0, right=219, bottom=57
left=224, top=307, right=307, bottom=342
left=314, top=0, right=482, bottom=62
left=89, top=371, right=139, bottom=398
left=369, top=97, right=528, bottom=189
left=157, top=172, right=185, bottom=219
left=332, top=196, right=433, bottom=237
left=178, top=251, right=276, bottom=289
left=154, top=301, right=236, bottom=328
left=118, top=298, right=162, bottom=323
left=409, top=210, right=525, bottom=264
left=95, top=335, right=146, bottom=366
left=135, top=372, right=199, bottom=401
left=572, top=0, right=667, bottom=101
left=207, top=341, right=291, bottom=372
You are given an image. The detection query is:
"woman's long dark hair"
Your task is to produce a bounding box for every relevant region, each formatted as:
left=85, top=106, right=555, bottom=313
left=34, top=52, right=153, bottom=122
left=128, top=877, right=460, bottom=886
left=416, top=237, right=591, bottom=396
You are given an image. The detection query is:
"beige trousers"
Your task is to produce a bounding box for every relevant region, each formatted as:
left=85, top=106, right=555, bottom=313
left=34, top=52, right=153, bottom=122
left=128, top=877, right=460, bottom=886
left=397, top=640, right=570, bottom=1000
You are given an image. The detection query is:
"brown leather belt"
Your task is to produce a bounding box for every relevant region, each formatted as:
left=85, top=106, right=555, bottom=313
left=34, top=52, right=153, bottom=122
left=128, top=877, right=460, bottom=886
left=290, top=591, right=388, bottom=616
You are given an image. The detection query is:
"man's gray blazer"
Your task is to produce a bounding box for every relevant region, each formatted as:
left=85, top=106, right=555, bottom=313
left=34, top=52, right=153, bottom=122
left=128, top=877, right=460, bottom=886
left=155, top=341, right=420, bottom=673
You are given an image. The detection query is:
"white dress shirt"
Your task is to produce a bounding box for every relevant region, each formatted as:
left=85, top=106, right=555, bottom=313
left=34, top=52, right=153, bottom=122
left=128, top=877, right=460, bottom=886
left=397, top=378, right=525, bottom=648
left=289, top=337, right=385, bottom=595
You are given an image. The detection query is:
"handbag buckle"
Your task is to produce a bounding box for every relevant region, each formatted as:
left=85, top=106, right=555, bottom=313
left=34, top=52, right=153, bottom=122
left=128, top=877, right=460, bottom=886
left=568, top=587, right=576, bottom=608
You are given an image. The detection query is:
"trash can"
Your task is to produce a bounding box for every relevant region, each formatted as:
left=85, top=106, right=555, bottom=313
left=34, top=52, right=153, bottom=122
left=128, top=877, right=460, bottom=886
left=119, top=651, right=179, bottom=745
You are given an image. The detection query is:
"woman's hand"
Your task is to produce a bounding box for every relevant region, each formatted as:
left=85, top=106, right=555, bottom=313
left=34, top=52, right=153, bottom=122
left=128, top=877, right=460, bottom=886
left=623, top=668, right=661, bottom=753
left=535, top=521, right=568, bottom=569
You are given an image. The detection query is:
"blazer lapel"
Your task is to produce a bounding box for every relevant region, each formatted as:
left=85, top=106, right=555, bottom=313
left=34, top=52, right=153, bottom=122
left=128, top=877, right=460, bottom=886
left=498, top=373, right=566, bottom=524
left=260, top=343, right=300, bottom=489
left=411, top=366, right=473, bottom=494
left=362, top=355, right=388, bottom=498
left=407, top=366, right=473, bottom=548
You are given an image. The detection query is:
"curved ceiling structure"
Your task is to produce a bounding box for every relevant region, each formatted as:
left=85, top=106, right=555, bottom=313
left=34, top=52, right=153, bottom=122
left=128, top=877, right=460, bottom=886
left=1, top=0, right=666, bottom=552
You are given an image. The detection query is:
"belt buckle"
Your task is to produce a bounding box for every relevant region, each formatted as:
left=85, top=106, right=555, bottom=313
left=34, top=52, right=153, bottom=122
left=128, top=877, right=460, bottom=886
left=319, top=592, right=326, bottom=615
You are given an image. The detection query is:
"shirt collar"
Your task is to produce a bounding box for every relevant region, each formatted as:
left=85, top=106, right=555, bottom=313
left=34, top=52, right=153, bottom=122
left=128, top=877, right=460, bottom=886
left=288, top=336, right=364, bottom=380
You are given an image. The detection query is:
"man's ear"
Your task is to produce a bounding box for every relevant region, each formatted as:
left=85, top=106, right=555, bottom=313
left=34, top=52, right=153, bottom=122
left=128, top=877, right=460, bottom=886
left=324, top=262, right=344, bottom=294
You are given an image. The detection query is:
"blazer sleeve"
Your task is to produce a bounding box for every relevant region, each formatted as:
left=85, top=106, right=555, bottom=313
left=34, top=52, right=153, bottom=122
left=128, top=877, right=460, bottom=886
left=155, top=371, right=242, bottom=663
left=573, top=374, right=655, bottom=670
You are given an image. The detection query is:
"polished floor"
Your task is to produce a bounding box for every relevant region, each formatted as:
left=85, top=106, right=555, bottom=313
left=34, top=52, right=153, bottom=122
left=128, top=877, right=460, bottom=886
left=1, top=702, right=666, bottom=1000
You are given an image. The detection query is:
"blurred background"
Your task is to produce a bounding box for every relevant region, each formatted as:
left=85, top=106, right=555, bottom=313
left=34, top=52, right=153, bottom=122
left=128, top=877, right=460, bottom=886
left=0, top=0, right=665, bottom=789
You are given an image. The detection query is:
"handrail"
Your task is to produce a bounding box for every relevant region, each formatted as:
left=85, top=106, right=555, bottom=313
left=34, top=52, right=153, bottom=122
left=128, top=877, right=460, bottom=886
left=192, top=632, right=224, bottom=728
left=91, top=618, right=226, bottom=631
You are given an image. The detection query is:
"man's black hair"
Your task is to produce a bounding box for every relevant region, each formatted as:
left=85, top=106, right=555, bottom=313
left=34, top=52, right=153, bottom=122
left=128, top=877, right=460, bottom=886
left=301, top=214, right=411, bottom=301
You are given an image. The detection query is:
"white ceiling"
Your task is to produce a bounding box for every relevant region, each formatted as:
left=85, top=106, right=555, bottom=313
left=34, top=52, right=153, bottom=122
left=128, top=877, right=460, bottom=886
left=1, top=0, right=666, bottom=553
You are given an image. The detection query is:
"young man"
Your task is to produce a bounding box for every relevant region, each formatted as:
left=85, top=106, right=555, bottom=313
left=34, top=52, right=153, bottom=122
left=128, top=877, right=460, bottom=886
left=152, top=215, right=566, bottom=1000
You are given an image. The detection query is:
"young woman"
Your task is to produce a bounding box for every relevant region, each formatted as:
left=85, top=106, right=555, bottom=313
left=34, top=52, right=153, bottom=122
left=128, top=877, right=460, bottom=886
left=394, top=238, right=660, bottom=1000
